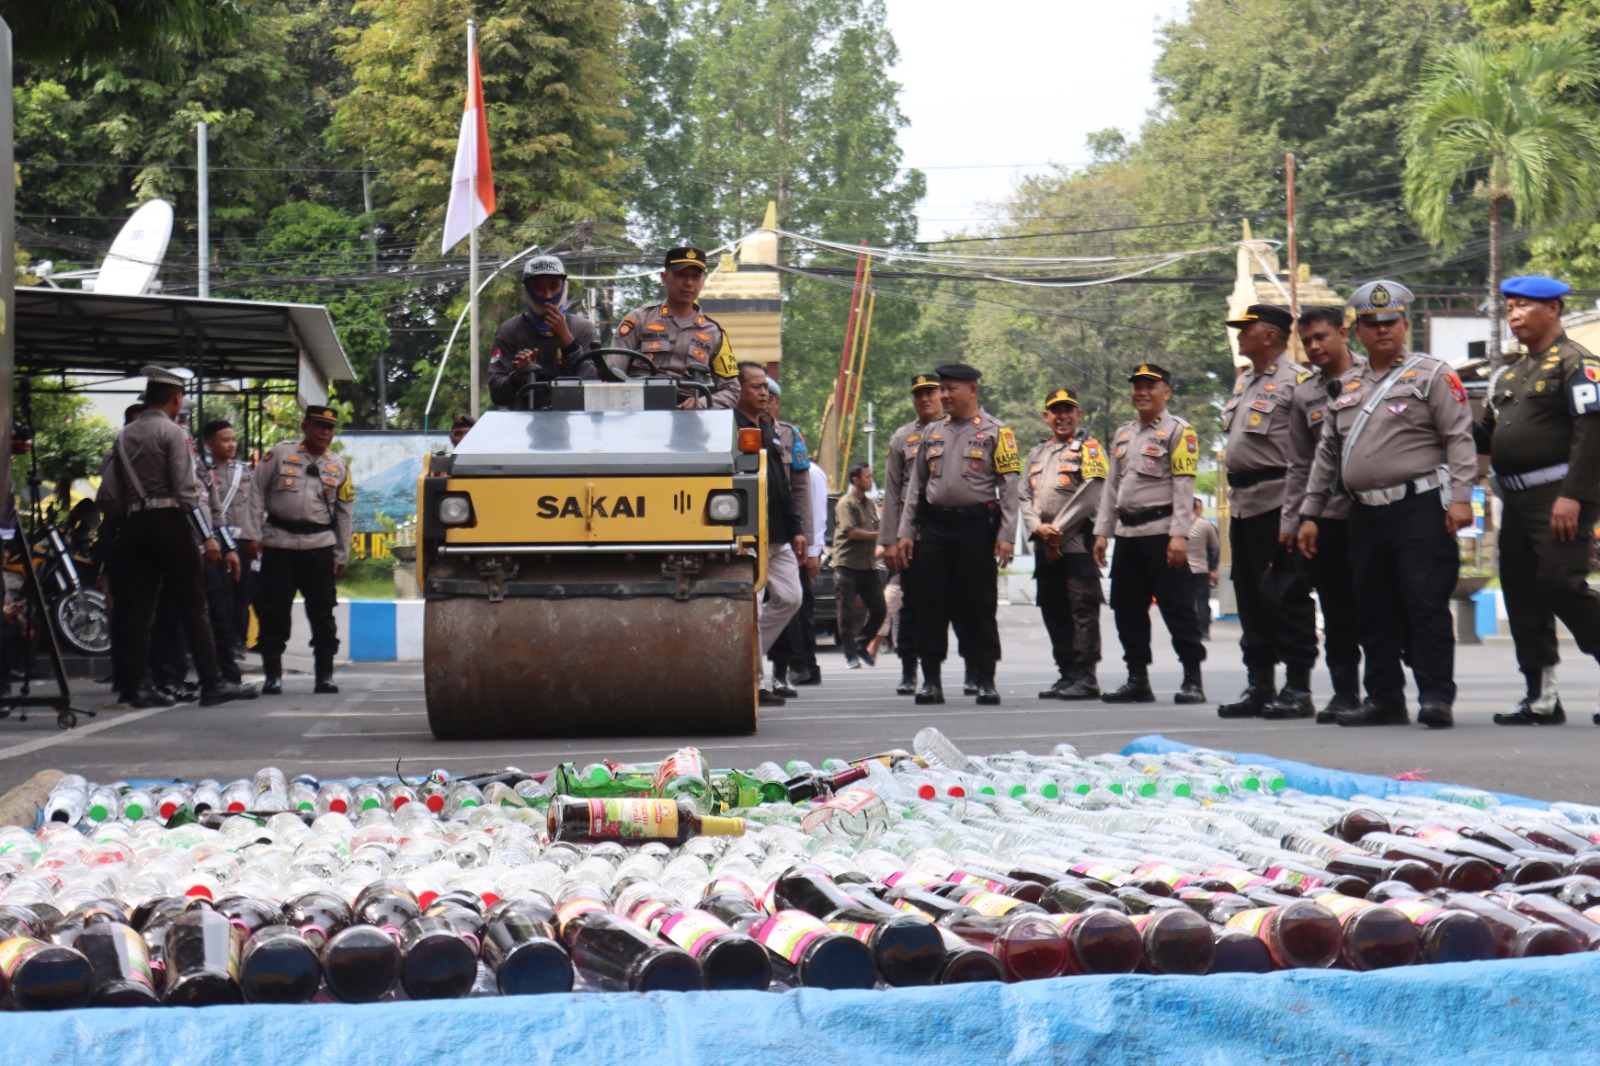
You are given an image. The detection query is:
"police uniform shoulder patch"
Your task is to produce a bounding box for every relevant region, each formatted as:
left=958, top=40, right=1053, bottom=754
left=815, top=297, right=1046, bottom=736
left=1446, top=372, right=1467, bottom=404
left=1296, top=370, right=1311, bottom=384
left=711, top=332, right=737, bottom=379
left=1171, top=429, right=1200, bottom=477
left=993, top=427, right=1021, bottom=475
left=618, top=318, right=635, bottom=337
left=1080, top=438, right=1108, bottom=480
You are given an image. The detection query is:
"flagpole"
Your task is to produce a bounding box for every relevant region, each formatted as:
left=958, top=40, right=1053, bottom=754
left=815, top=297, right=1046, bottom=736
left=467, top=19, right=481, bottom=420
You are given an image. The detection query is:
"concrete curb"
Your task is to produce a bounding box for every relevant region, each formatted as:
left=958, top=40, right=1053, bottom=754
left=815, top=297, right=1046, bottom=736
left=0, top=769, right=63, bottom=828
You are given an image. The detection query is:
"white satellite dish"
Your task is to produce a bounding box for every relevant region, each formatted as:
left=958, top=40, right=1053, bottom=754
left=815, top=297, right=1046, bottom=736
left=84, top=199, right=174, bottom=296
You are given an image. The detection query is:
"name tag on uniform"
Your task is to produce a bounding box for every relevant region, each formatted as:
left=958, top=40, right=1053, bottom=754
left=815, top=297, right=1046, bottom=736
left=1143, top=444, right=1163, bottom=457
left=1249, top=397, right=1272, bottom=412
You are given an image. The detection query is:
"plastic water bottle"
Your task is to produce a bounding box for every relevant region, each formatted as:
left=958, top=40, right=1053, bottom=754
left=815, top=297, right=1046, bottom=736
left=913, top=727, right=979, bottom=773
left=44, top=776, right=89, bottom=824
left=119, top=788, right=157, bottom=822
left=221, top=780, right=255, bottom=813
left=317, top=782, right=354, bottom=815
left=351, top=783, right=386, bottom=812
left=288, top=782, right=318, bottom=813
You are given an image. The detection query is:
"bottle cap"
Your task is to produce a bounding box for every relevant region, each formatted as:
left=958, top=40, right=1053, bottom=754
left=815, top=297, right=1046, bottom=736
left=700, top=816, right=746, bottom=838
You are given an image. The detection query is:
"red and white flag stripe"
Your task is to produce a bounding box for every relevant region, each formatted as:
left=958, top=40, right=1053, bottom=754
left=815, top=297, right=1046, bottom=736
left=441, top=30, right=496, bottom=253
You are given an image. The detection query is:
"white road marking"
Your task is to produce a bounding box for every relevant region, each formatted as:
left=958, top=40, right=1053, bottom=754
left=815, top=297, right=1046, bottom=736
left=0, top=704, right=179, bottom=763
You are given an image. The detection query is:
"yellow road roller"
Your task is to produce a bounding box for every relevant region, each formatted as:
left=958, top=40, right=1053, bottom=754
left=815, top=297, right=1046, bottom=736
left=417, top=354, right=766, bottom=738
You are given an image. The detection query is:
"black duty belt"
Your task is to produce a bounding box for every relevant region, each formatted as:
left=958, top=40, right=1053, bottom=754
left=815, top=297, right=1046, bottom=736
left=268, top=515, right=335, bottom=535
left=1227, top=466, right=1286, bottom=489
left=1117, top=504, right=1174, bottom=527
left=923, top=503, right=994, bottom=522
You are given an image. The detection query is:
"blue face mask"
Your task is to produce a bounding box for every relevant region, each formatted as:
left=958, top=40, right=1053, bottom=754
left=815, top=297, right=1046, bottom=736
left=524, top=279, right=568, bottom=335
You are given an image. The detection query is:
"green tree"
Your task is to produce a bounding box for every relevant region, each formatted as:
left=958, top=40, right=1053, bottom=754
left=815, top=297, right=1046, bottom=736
left=1404, top=35, right=1600, bottom=358
left=11, top=383, right=117, bottom=515
left=1, top=0, right=245, bottom=72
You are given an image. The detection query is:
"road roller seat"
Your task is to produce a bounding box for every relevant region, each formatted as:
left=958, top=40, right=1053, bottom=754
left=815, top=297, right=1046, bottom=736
left=417, top=377, right=768, bottom=739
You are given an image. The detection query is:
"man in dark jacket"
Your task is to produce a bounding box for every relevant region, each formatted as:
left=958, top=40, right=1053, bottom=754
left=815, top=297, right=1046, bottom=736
left=487, top=255, right=600, bottom=408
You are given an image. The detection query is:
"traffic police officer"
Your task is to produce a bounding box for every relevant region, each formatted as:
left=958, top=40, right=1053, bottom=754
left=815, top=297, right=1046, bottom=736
left=202, top=419, right=260, bottom=683
left=94, top=367, right=257, bottom=708
left=1019, top=388, right=1106, bottom=700
left=613, top=247, right=738, bottom=409
left=1476, top=274, right=1600, bottom=726
left=1092, top=364, right=1207, bottom=704
left=1219, top=304, right=1320, bottom=720
left=1300, top=281, right=1477, bottom=728
left=879, top=372, right=944, bottom=695
left=251, top=405, right=354, bottom=695
left=1287, top=305, right=1366, bottom=722
left=487, top=255, right=600, bottom=408
left=897, top=363, right=1019, bottom=705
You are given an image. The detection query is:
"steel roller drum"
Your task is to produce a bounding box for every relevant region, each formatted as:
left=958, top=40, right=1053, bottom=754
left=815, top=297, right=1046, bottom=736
left=424, top=556, right=759, bottom=738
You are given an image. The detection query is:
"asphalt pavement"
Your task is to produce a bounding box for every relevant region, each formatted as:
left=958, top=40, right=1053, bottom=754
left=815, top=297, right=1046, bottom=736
left=1, top=604, right=1596, bottom=803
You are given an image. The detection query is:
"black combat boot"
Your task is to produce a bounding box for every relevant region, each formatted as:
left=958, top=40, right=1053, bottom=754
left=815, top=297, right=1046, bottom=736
left=1218, top=671, right=1274, bottom=719
left=314, top=654, right=339, bottom=695
left=1262, top=664, right=1314, bottom=719
left=1174, top=661, right=1206, bottom=705
left=1039, top=671, right=1072, bottom=700
left=973, top=662, right=1000, bottom=706
left=1494, top=667, right=1566, bottom=726
left=962, top=667, right=978, bottom=697
left=1317, top=664, right=1361, bottom=724
left=896, top=658, right=918, bottom=696
left=771, top=662, right=798, bottom=700
left=261, top=654, right=283, bottom=696
left=1101, top=666, right=1155, bottom=704
left=1058, top=666, right=1100, bottom=700
left=915, top=661, right=945, bottom=705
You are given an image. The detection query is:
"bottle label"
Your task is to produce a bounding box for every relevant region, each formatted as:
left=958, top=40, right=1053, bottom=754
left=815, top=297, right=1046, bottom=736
left=825, top=920, right=877, bottom=945
left=1222, top=907, right=1273, bottom=938
left=705, top=876, right=757, bottom=902
left=654, top=749, right=707, bottom=794
left=659, top=910, right=731, bottom=959
left=1315, top=894, right=1371, bottom=922
left=110, top=926, right=156, bottom=992
left=555, top=896, right=607, bottom=936
left=630, top=899, right=672, bottom=931
left=585, top=798, right=679, bottom=840
left=1385, top=898, right=1445, bottom=925
left=1264, top=866, right=1323, bottom=890
left=754, top=910, right=828, bottom=964
left=1132, top=862, right=1192, bottom=888
left=958, top=890, right=1023, bottom=917
left=0, top=937, right=42, bottom=982
left=1047, top=913, right=1084, bottom=931
left=824, top=787, right=879, bottom=814
left=1202, top=864, right=1268, bottom=892
left=1413, top=825, right=1463, bottom=849
left=893, top=898, right=936, bottom=919
left=1071, top=862, right=1129, bottom=887
left=949, top=870, right=1008, bottom=894
left=1176, top=888, right=1221, bottom=903
left=883, top=869, right=937, bottom=889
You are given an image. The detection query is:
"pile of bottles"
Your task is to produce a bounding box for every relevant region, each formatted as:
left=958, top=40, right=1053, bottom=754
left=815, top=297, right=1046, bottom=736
left=2, top=730, right=1599, bottom=1009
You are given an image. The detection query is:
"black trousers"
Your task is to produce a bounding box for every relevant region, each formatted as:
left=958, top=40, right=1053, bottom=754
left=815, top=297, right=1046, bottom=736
left=1349, top=489, right=1457, bottom=708
left=1498, top=482, right=1600, bottom=679
left=915, top=512, right=999, bottom=667
left=1191, top=571, right=1212, bottom=639
left=116, top=511, right=221, bottom=686
left=835, top=566, right=887, bottom=661
left=1229, top=509, right=1318, bottom=678
left=150, top=585, right=191, bottom=688
left=1035, top=548, right=1102, bottom=670
left=1307, top=516, right=1360, bottom=673
left=1108, top=534, right=1206, bottom=667
left=104, top=539, right=138, bottom=695
left=256, top=545, right=340, bottom=665
left=896, top=550, right=921, bottom=666
left=204, top=561, right=243, bottom=683
left=770, top=566, right=818, bottom=670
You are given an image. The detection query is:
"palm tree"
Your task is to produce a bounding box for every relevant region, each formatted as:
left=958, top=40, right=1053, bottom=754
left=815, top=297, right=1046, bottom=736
left=1403, top=35, right=1600, bottom=360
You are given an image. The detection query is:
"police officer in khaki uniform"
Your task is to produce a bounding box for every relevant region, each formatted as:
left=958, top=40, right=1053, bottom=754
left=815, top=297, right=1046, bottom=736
left=1219, top=304, right=1320, bottom=720
left=1092, top=364, right=1207, bottom=704
left=1300, top=281, right=1477, bottom=729
left=202, top=419, right=260, bottom=683
left=612, top=247, right=739, bottom=409
left=897, top=363, right=1020, bottom=705
left=1287, top=305, right=1366, bottom=722
left=1475, top=275, right=1600, bottom=726
left=94, top=367, right=257, bottom=709
left=250, top=406, right=355, bottom=695
left=879, top=373, right=945, bottom=695
left=1020, top=388, right=1107, bottom=700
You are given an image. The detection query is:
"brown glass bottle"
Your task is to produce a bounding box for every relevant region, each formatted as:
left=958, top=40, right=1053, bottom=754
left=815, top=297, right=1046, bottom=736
left=1564, top=853, right=1600, bottom=879
left=1130, top=910, right=1215, bottom=975
left=1362, top=834, right=1498, bottom=891
left=1438, top=893, right=1583, bottom=958
left=935, top=926, right=1006, bottom=983
left=0, top=935, right=93, bottom=1011
left=1007, top=861, right=1084, bottom=888
left=240, top=925, right=322, bottom=1004
left=1324, top=875, right=1376, bottom=898
left=941, top=912, right=1068, bottom=982
left=883, top=885, right=979, bottom=924
left=1381, top=898, right=1497, bottom=964
left=481, top=898, right=573, bottom=996
left=1041, top=879, right=1131, bottom=916
left=76, top=923, right=160, bottom=1007
left=784, top=764, right=869, bottom=803
left=1499, top=891, right=1600, bottom=948
left=353, top=880, right=422, bottom=937
left=1222, top=901, right=1340, bottom=970
left=1186, top=891, right=1260, bottom=926
left=1309, top=892, right=1420, bottom=970
left=399, top=915, right=479, bottom=1000
left=1111, top=886, right=1191, bottom=915
left=750, top=909, right=875, bottom=990
left=816, top=889, right=942, bottom=987
left=1328, top=808, right=1390, bottom=843
left=1048, top=910, right=1143, bottom=975
left=654, top=908, right=771, bottom=992
left=321, top=925, right=402, bottom=1003
left=1503, top=856, right=1564, bottom=886
left=567, top=911, right=702, bottom=992
left=283, top=890, right=353, bottom=953
left=944, top=866, right=1047, bottom=904
left=215, top=895, right=284, bottom=939
left=1324, top=853, right=1440, bottom=893
left=1519, top=822, right=1591, bottom=854
left=1209, top=930, right=1275, bottom=973
left=63, top=899, right=131, bottom=930
left=162, top=907, right=244, bottom=1007
left=547, top=795, right=744, bottom=845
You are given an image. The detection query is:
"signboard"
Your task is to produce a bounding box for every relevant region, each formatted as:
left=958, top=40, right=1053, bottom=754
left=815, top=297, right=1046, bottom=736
left=333, top=431, right=449, bottom=534
left=1460, top=486, right=1485, bottom=539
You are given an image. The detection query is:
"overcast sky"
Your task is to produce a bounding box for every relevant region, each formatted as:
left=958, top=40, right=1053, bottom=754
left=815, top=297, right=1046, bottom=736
left=881, top=0, right=1186, bottom=241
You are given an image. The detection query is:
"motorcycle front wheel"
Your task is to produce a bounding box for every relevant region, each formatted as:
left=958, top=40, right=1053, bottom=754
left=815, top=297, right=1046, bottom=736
left=53, top=589, right=112, bottom=656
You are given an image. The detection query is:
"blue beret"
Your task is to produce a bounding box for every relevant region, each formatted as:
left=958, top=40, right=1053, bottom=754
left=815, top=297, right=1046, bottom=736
left=1502, top=275, right=1570, bottom=300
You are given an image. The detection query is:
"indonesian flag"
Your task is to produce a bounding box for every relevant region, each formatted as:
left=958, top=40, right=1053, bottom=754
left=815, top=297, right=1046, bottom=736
left=441, top=30, right=495, bottom=253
